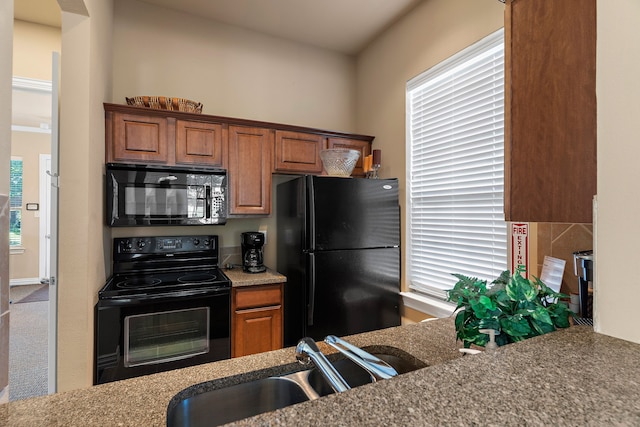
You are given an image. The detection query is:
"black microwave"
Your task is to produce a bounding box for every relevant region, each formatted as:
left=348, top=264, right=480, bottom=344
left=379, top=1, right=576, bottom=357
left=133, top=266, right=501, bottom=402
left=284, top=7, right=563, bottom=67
left=106, top=163, right=227, bottom=226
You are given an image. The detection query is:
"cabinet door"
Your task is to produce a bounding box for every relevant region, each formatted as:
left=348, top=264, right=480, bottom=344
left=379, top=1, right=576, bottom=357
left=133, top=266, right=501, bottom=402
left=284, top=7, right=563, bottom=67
left=111, top=112, right=169, bottom=164
left=233, top=307, right=283, bottom=357
left=232, top=284, right=283, bottom=358
left=326, top=137, right=371, bottom=177
left=505, top=0, right=596, bottom=223
left=228, top=125, right=273, bottom=215
left=274, top=130, right=324, bottom=174
left=175, top=120, right=225, bottom=167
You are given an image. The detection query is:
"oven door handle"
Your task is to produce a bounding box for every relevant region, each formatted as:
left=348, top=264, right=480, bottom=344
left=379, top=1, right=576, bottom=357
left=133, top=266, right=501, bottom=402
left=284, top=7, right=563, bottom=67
left=98, top=287, right=230, bottom=306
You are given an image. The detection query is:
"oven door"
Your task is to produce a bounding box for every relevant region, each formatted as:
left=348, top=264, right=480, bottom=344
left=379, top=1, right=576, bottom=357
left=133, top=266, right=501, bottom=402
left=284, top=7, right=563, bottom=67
left=106, top=163, right=227, bottom=226
left=94, top=289, right=230, bottom=385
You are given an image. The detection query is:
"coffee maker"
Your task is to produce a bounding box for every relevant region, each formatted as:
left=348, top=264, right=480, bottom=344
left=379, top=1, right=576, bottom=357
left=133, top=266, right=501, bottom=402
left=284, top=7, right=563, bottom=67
left=241, top=232, right=266, bottom=273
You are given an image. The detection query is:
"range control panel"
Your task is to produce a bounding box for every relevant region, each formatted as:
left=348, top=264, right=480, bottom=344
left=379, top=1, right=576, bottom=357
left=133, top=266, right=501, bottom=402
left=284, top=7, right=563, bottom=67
left=114, top=235, right=218, bottom=257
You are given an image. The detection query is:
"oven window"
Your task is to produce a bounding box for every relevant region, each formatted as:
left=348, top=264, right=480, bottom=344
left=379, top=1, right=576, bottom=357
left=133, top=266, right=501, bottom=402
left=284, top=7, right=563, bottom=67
left=124, top=307, right=210, bottom=367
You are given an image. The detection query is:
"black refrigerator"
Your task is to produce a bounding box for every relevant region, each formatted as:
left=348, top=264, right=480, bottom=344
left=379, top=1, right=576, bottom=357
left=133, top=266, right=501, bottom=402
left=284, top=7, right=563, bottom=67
left=277, top=175, right=401, bottom=347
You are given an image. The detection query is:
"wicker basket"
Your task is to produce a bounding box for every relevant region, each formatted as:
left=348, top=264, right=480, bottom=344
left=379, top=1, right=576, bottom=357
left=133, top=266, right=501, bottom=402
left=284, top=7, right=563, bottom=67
left=125, top=96, right=203, bottom=113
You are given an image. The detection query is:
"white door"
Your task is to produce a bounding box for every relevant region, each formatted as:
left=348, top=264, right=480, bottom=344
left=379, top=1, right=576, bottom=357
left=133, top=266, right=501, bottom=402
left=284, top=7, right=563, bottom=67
left=48, top=52, right=60, bottom=394
left=39, top=154, right=51, bottom=282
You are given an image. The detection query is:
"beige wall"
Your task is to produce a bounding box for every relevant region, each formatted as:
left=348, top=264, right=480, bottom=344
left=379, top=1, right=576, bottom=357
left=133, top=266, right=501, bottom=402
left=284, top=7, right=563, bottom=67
left=595, top=0, right=640, bottom=343
left=112, top=0, right=356, bottom=132
left=56, top=0, right=113, bottom=391
left=9, top=131, right=51, bottom=281
left=355, top=0, right=504, bottom=296
left=109, top=0, right=360, bottom=272
left=13, top=20, right=61, bottom=80
left=40, top=0, right=640, bottom=394
left=11, top=19, right=60, bottom=283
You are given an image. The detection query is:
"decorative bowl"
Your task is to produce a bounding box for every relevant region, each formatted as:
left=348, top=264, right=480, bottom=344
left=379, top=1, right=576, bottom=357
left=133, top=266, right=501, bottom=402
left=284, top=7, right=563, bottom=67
left=125, top=96, right=203, bottom=113
left=319, top=148, right=360, bottom=177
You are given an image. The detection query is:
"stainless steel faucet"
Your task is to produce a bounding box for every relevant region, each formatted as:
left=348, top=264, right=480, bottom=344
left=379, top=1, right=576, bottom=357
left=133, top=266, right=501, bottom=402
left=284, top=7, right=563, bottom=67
left=295, top=337, right=351, bottom=393
left=324, top=335, right=398, bottom=381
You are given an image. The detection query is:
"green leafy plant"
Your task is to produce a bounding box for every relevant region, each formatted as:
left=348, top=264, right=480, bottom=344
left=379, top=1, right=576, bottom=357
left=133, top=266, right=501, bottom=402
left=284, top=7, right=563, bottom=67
left=447, top=266, right=574, bottom=348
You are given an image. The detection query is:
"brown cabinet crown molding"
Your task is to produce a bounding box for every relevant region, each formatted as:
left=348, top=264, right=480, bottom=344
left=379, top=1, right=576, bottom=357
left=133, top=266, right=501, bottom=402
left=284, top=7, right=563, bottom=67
left=104, top=103, right=374, bottom=142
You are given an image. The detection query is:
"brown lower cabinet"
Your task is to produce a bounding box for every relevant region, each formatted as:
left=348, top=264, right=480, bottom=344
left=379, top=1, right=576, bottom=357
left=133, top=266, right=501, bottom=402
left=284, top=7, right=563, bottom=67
left=231, top=283, right=284, bottom=358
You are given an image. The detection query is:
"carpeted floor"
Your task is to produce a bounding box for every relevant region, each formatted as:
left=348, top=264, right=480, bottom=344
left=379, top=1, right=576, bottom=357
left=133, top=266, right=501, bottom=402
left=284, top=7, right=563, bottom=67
left=8, top=284, right=49, bottom=401
left=13, top=284, right=49, bottom=304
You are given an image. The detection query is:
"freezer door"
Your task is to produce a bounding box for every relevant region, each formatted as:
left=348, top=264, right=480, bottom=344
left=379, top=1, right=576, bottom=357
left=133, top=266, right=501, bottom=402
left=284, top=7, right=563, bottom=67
left=308, top=176, right=400, bottom=250
left=305, top=247, right=400, bottom=341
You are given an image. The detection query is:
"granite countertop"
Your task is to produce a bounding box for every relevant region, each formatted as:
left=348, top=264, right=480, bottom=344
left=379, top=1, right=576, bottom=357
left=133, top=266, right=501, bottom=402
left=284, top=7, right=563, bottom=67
left=223, top=267, right=286, bottom=287
left=1, top=320, right=639, bottom=426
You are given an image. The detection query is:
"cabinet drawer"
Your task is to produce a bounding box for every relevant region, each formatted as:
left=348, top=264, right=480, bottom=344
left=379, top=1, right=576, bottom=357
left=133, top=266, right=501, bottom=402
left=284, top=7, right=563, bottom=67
left=234, top=284, right=282, bottom=310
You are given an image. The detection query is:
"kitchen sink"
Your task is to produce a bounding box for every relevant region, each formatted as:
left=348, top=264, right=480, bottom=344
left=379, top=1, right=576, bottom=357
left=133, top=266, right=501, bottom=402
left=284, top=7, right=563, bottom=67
left=167, top=376, right=311, bottom=427
left=166, top=347, right=426, bottom=427
left=306, top=352, right=423, bottom=397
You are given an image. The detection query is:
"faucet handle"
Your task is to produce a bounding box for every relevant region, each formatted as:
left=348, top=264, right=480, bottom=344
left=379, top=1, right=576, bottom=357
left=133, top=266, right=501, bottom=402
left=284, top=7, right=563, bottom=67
left=324, top=335, right=398, bottom=381
left=295, top=337, right=351, bottom=393
left=295, top=337, right=319, bottom=365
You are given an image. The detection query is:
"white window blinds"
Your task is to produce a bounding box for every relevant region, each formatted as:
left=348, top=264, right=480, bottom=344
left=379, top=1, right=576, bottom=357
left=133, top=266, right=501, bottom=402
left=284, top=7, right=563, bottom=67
left=406, top=29, right=507, bottom=300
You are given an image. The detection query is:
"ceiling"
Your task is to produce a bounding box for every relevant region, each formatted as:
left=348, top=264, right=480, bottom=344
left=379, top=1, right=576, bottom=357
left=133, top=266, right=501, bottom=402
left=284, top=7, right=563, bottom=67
left=14, top=0, right=422, bottom=54
left=12, top=0, right=422, bottom=130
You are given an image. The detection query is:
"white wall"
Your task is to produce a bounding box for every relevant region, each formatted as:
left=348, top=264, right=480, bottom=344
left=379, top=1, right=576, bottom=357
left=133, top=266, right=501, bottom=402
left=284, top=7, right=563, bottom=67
left=594, top=0, right=640, bottom=343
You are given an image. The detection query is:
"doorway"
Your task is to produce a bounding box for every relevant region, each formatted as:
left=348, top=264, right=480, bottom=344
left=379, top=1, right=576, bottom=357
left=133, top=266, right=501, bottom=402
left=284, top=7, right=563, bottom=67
left=9, top=74, right=57, bottom=401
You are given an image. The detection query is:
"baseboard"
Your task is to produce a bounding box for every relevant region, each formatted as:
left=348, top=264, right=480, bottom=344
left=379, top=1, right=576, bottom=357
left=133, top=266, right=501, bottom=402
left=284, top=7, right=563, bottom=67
left=9, top=278, right=42, bottom=286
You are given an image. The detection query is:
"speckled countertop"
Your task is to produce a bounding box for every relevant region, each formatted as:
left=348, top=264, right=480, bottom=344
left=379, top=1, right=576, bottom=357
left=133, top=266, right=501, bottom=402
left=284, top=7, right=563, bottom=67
left=223, top=267, right=286, bottom=287
left=1, top=320, right=638, bottom=426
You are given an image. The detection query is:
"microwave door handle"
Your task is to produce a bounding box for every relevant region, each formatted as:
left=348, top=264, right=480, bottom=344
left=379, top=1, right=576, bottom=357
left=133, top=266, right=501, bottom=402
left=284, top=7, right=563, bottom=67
left=157, top=175, right=178, bottom=183
left=205, top=186, right=211, bottom=218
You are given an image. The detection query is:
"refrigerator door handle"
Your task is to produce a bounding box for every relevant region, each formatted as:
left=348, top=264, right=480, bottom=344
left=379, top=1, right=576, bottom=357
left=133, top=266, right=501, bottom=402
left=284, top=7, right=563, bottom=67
left=308, top=176, right=316, bottom=250
left=308, top=253, right=315, bottom=326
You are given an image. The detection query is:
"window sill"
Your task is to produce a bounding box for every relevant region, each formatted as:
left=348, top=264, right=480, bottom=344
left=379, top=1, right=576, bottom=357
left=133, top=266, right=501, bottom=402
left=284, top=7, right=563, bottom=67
left=10, top=247, right=25, bottom=255
left=400, top=291, right=457, bottom=318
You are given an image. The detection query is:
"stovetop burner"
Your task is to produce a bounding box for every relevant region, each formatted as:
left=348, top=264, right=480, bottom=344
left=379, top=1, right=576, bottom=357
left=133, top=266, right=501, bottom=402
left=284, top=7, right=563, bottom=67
left=101, top=267, right=230, bottom=299
left=177, top=272, right=218, bottom=284
left=115, top=276, right=162, bottom=289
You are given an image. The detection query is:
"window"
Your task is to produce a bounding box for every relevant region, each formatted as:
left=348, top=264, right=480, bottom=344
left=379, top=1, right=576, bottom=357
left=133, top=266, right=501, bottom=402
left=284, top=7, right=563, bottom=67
left=406, top=29, right=507, bottom=306
left=10, top=158, right=23, bottom=246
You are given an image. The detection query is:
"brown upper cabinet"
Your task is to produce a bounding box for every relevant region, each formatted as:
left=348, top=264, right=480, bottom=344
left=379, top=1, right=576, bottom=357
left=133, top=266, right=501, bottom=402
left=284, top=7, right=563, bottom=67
left=273, top=130, right=324, bottom=174
left=327, top=137, right=371, bottom=178
left=104, top=103, right=374, bottom=215
left=504, top=0, right=596, bottom=223
left=227, top=125, right=273, bottom=216
left=175, top=120, right=225, bottom=167
left=109, top=112, right=170, bottom=164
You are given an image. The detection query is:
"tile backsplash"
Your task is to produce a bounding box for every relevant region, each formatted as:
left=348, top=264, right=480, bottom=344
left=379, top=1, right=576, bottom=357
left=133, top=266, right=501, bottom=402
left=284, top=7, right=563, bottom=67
left=536, top=223, right=593, bottom=296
